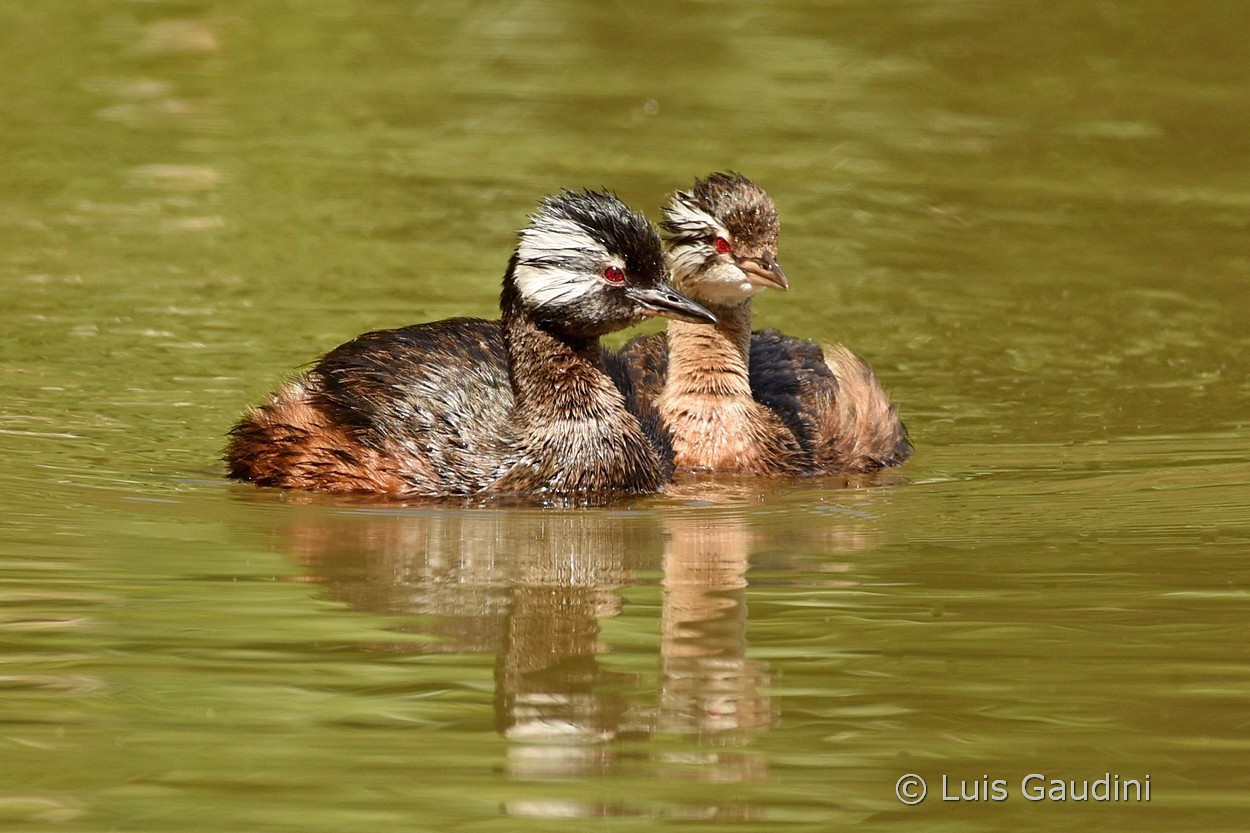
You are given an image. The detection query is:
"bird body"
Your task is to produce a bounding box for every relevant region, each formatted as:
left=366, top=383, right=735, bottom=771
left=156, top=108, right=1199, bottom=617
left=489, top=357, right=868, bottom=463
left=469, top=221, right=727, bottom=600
left=226, top=190, right=716, bottom=500
left=609, top=173, right=911, bottom=476
left=610, top=304, right=809, bottom=475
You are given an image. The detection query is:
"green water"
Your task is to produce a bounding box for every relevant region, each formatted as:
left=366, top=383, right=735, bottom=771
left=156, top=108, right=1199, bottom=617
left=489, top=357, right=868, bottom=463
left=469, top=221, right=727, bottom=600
left=3, top=1, right=1249, bottom=830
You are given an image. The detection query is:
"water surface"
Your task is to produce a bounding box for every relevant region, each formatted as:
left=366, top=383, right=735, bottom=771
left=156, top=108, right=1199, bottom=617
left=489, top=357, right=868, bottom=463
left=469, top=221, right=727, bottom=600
left=3, top=1, right=1248, bottom=831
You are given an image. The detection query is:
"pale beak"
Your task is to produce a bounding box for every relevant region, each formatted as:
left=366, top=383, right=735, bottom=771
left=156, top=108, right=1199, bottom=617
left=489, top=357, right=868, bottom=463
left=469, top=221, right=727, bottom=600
left=737, top=254, right=789, bottom=291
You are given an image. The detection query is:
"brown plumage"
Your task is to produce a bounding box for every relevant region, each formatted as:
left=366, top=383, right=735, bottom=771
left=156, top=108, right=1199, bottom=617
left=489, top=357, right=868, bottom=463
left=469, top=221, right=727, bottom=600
left=226, top=190, right=717, bottom=501
left=607, top=172, right=911, bottom=476
left=748, top=333, right=911, bottom=472
left=613, top=304, right=810, bottom=475
left=224, top=378, right=415, bottom=493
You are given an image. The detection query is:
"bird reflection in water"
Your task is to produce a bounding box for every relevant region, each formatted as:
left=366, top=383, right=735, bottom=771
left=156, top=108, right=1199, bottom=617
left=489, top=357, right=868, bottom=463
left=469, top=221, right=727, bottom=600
left=271, top=483, right=878, bottom=820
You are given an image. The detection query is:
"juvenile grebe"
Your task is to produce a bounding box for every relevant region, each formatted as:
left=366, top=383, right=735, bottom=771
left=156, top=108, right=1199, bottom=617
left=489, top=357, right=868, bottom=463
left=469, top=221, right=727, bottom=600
left=226, top=190, right=716, bottom=499
left=608, top=173, right=911, bottom=474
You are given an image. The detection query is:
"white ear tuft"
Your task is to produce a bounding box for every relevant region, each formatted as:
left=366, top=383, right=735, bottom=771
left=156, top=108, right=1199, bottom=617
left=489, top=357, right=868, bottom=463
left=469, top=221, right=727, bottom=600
left=513, top=263, right=598, bottom=308
left=663, top=191, right=723, bottom=238
left=518, top=216, right=599, bottom=261
left=513, top=215, right=610, bottom=308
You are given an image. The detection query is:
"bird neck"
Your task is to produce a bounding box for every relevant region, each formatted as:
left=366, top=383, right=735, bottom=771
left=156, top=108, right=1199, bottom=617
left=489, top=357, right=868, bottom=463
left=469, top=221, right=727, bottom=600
left=499, top=274, right=627, bottom=424
left=664, top=300, right=754, bottom=398
left=497, top=274, right=663, bottom=495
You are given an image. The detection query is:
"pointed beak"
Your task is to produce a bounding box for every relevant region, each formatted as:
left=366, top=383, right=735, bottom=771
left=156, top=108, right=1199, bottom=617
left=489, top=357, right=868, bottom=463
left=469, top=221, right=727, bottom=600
left=626, top=283, right=718, bottom=325
left=737, top=254, right=789, bottom=291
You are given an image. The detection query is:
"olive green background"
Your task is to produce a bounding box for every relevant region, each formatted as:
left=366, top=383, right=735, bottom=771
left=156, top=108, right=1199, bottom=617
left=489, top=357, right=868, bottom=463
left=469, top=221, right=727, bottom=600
left=2, top=1, right=1247, bottom=830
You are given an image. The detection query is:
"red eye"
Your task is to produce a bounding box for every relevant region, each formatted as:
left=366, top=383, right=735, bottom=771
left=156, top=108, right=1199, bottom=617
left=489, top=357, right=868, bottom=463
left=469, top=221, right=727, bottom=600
left=714, top=236, right=732, bottom=255
left=603, top=265, right=625, bottom=283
